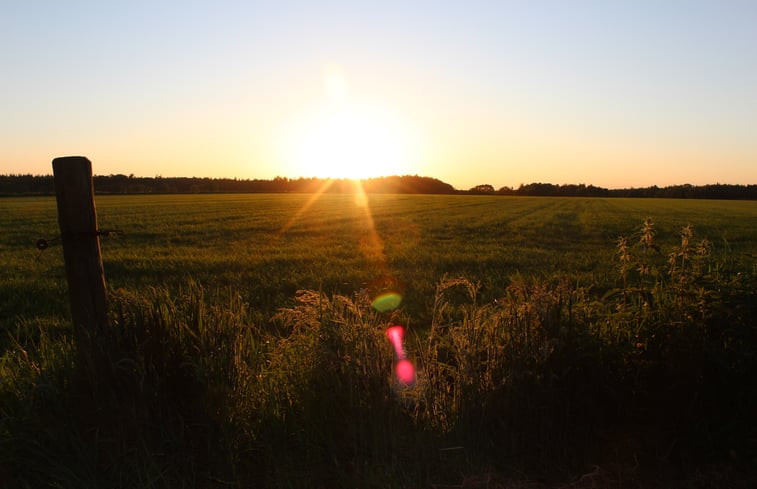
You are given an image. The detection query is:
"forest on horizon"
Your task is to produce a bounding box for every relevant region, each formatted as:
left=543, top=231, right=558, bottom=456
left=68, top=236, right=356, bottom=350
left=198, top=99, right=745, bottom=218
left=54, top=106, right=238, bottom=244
left=1, top=173, right=756, bottom=200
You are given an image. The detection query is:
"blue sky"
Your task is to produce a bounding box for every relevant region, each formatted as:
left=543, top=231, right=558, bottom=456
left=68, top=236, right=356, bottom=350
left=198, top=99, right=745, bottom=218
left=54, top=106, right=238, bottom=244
left=2, top=1, right=756, bottom=189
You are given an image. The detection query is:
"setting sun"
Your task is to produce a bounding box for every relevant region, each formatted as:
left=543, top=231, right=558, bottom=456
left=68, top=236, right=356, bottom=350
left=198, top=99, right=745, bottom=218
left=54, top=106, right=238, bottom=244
left=276, top=67, right=422, bottom=180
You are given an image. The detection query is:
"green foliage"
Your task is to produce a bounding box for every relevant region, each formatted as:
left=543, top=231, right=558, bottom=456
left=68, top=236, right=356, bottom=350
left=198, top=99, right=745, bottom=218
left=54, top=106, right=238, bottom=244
left=608, top=220, right=757, bottom=466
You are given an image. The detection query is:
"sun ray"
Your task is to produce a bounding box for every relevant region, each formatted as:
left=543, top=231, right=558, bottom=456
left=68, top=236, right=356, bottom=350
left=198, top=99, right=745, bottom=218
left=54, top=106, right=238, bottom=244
left=278, top=178, right=336, bottom=235
left=353, top=179, right=384, bottom=263
left=274, top=177, right=404, bottom=312
left=271, top=64, right=410, bottom=312
left=350, top=179, right=404, bottom=310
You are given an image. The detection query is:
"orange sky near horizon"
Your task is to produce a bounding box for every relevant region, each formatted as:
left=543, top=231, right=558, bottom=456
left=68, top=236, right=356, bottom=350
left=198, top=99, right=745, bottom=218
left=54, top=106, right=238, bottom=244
left=1, top=1, right=756, bottom=190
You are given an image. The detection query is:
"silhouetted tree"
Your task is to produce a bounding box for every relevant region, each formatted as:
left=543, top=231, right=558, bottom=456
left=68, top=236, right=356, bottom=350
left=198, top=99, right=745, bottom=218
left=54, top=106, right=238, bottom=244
left=468, top=184, right=495, bottom=194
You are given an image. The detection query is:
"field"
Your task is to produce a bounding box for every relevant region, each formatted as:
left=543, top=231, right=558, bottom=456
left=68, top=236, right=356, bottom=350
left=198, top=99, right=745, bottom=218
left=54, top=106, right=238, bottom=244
left=3, top=194, right=756, bottom=328
left=2, top=194, right=757, bottom=487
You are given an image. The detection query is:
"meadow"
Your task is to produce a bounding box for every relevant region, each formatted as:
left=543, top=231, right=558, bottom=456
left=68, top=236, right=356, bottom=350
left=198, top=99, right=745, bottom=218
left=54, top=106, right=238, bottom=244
left=3, top=194, right=755, bottom=329
left=1, top=194, right=756, bottom=487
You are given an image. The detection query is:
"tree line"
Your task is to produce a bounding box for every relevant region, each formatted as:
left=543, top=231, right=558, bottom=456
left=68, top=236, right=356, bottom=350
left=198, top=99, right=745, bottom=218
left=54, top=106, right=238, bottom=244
left=0, top=174, right=455, bottom=195
left=1, top=173, right=755, bottom=199
left=477, top=182, right=757, bottom=199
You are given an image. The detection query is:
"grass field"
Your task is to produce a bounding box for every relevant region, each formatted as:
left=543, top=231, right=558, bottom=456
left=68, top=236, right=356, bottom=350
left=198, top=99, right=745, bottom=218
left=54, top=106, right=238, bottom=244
left=2, top=194, right=756, bottom=328
left=1, top=194, right=756, bottom=487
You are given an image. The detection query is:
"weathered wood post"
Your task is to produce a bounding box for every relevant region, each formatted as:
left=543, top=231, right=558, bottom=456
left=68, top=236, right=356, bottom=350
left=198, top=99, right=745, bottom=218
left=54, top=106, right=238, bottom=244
left=52, top=156, right=108, bottom=341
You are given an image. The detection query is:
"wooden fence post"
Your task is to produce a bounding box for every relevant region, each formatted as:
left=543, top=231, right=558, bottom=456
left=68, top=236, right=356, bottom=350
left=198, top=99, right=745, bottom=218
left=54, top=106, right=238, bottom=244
left=52, top=156, right=108, bottom=339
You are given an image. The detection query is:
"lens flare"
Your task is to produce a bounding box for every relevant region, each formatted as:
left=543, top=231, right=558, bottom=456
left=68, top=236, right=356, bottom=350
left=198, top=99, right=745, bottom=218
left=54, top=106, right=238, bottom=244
left=386, top=325, right=415, bottom=386
left=386, top=325, right=405, bottom=358
left=372, top=292, right=402, bottom=313
left=395, top=359, right=415, bottom=385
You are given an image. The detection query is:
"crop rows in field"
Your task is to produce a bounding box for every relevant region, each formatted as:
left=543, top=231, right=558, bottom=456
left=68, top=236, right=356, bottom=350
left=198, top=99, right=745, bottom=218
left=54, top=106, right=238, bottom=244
left=2, top=194, right=756, bottom=334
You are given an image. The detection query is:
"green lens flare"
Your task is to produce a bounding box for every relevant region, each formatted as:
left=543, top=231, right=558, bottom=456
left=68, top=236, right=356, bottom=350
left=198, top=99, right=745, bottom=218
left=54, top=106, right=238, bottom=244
left=371, top=292, right=402, bottom=312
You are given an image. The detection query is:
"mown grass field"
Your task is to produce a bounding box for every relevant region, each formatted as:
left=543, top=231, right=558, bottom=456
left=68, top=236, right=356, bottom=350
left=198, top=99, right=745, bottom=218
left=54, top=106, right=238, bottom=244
left=2, top=194, right=755, bottom=329
left=1, top=194, right=756, bottom=488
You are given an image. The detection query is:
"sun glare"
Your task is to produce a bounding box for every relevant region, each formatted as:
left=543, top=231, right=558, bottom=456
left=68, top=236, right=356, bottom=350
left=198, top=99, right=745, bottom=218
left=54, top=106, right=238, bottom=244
left=277, top=66, right=421, bottom=180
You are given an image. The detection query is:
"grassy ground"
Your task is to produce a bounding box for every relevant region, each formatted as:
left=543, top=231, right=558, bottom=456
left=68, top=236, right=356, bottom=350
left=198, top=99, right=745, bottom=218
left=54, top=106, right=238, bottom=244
left=3, top=194, right=755, bottom=328
left=1, top=194, right=756, bottom=487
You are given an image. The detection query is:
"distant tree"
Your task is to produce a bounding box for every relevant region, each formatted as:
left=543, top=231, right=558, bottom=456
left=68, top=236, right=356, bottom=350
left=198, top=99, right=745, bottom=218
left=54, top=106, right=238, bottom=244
left=517, top=182, right=558, bottom=196
left=0, top=174, right=54, bottom=195
left=362, top=175, right=455, bottom=194
left=468, top=184, right=495, bottom=194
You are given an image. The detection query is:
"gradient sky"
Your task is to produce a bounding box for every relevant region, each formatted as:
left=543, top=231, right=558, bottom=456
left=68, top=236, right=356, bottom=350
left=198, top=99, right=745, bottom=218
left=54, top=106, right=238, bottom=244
left=2, top=0, right=756, bottom=189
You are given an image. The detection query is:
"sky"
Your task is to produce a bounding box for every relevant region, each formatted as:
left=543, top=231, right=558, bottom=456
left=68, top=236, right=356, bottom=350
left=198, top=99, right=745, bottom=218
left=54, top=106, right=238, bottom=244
left=1, top=0, right=756, bottom=190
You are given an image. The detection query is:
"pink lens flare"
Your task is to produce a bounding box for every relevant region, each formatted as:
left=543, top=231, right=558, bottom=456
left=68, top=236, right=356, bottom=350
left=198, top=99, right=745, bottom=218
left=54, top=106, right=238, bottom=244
left=386, top=325, right=405, bottom=358
left=395, top=358, right=416, bottom=386
left=386, top=325, right=416, bottom=386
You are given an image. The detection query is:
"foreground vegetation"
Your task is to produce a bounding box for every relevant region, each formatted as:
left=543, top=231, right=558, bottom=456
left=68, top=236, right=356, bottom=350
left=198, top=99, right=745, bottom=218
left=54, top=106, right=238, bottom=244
left=1, top=195, right=756, bottom=487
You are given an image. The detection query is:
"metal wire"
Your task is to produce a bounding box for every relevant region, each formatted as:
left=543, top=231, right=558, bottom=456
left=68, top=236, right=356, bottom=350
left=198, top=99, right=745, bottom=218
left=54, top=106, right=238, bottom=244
left=35, top=229, right=123, bottom=259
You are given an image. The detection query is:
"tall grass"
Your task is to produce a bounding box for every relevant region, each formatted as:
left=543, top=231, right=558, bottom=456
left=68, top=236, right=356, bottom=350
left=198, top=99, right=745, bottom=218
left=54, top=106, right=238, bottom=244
left=2, top=219, right=756, bottom=487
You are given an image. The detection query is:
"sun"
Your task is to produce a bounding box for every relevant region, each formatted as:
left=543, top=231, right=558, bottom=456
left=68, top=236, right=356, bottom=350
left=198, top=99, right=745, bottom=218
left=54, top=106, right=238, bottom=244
left=276, top=66, right=421, bottom=180
left=288, top=103, right=414, bottom=180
